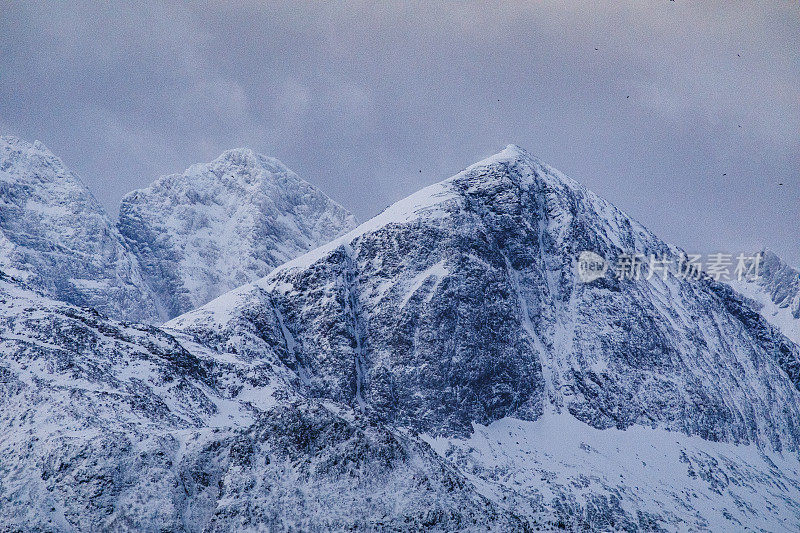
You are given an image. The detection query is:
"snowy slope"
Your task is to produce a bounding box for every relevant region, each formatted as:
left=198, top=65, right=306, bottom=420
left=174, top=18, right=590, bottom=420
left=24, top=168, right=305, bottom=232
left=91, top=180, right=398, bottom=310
left=424, top=411, right=800, bottom=531
left=118, top=148, right=357, bottom=319
left=0, top=272, right=522, bottom=531
left=727, top=250, right=800, bottom=346
left=0, top=136, right=164, bottom=322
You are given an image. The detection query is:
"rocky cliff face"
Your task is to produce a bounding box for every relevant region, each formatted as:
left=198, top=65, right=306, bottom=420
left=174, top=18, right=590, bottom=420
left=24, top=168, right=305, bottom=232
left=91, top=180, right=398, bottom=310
left=118, top=148, right=357, bottom=319
left=0, top=136, right=164, bottom=322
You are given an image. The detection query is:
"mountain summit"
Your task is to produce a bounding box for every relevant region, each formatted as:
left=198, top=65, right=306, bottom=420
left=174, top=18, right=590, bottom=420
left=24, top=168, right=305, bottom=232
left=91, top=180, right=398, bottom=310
left=171, top=145, right=800, bottom=449
left=0, top=136, right=163, bottom=322
left=118, top=148, right=357, bottom=319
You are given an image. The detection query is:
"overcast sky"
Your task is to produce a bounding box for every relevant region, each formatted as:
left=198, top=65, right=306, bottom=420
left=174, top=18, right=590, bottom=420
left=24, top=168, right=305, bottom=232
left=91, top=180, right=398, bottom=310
left=2, top=1, right=798, bottom=264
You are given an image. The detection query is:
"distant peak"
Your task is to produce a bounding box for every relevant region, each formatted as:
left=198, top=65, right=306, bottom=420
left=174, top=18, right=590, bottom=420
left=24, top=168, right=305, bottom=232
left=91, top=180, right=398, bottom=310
left=759, top=249, right=800, bottom=274
left=211, top=147, right=291, bottom=174
left=0, top=135, right=73, bottom=181
left=217, top=147, right=259, bottom=161
left=502, top=143, right=529, bottom=156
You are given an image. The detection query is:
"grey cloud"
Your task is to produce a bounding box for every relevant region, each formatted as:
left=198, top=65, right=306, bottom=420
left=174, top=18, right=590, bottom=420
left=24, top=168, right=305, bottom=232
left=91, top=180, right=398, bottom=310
left=1, top=1, right=797, bottom=264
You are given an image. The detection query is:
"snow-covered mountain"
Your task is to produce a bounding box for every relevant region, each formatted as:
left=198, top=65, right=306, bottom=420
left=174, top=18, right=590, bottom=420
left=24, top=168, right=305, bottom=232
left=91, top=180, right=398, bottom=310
left=727, top=250, right=800, bottom=346
left=0, top=136, right=164, bottom=323
left=4, top=144, right=800, bottom=531
left=172, top=145, right=800, bottom=445
left=118, top=148, right=357, bottom=319
left=170, top=145, right=800, bottom=529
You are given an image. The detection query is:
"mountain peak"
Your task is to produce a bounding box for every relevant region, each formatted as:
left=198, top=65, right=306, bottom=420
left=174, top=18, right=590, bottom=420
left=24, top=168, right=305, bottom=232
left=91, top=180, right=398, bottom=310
left=261, top=144, right=653, bottom=277
left=459, top=144, right=585, bottom=198
left=0, top=135, right=70, bottom=179
left=208, top=147, right=292, bottom=176
left=0, top=134, right=43, bottom=151
left=0, top=135, right=164, bottom=322
left=118, top=149, right=357, bottom=318
left=496, top=143, right=531, bottom=160
left=463, top=144, right=532, bottom=171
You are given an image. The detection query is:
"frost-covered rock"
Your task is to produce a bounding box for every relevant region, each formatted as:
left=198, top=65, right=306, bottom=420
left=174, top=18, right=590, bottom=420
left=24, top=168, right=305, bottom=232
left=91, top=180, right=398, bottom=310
left=0, top=136, right=163, bottom=322
left=727, top=250, right=800, bottom=345
left=118, top=148, right=357, bottom=319
left=0, top=272, right=521, bottom=532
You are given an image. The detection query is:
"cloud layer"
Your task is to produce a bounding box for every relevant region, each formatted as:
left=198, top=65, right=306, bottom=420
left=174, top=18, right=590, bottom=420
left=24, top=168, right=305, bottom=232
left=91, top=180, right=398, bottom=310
left=2, top=1, right=797, bottom=263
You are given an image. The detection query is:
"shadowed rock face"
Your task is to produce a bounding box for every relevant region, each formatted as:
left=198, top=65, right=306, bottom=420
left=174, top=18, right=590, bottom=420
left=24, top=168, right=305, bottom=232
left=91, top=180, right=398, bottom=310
left=0, top=136, right=164, bottom=323
left=172, top=145, right=800, bottom=451
left=118, top=148, right=357, bottom=319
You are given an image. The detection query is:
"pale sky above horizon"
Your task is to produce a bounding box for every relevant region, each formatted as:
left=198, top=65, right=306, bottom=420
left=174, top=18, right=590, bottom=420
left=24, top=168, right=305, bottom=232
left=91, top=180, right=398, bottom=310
left=2, top=1, right=798, bottom=264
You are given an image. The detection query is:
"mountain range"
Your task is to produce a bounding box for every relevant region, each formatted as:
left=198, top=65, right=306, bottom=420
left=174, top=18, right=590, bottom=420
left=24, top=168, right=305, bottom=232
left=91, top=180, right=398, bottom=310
left=1, top=137, right=799, bottom=531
